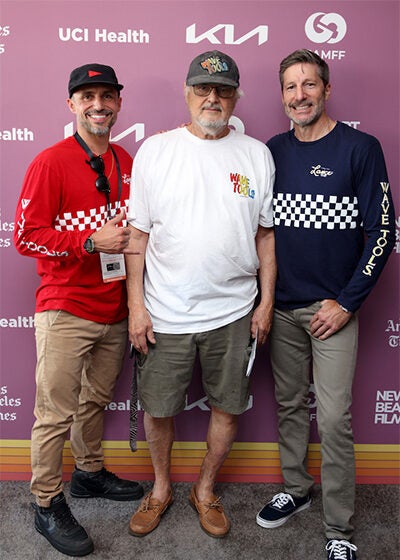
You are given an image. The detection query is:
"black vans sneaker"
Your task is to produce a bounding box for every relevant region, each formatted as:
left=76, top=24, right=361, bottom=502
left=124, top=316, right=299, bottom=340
left=33, top=492, right=94, bottom=556
left=326, top=539, right=357, bottom=559
left=256, top=492, right=312, bottom=528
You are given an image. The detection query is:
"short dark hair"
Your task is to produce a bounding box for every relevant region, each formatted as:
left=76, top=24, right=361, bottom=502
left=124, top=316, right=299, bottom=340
left=279, top=49, right=330, bottom=90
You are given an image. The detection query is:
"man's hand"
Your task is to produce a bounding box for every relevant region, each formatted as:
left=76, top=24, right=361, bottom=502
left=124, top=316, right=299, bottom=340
left=129, top=304, right=156, bottom=355
left=251, top=302, right=273, bottom=345
left=90, top=209, right=131, bottom=254
left=310, top=299, right=352, bottom=340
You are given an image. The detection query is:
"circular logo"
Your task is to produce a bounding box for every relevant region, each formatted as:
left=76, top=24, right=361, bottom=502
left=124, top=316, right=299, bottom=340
left=305, top=12, right=347, bottom=44
left=229, top=115, right=245, bottom=133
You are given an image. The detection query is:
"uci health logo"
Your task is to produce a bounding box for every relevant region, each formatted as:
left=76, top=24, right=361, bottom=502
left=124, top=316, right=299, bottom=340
left=305, top=12, right=347, bottom=44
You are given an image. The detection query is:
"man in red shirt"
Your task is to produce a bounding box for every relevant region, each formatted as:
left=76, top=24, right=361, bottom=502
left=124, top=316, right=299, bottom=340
left=14, top=63, right=143, bottom=557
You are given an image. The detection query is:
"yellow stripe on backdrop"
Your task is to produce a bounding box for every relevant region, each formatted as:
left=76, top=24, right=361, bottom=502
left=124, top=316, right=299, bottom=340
left=0, top=440, right=399, bottom=484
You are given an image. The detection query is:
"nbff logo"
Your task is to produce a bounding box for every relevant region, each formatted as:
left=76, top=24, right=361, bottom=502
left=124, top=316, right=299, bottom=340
left=186, top=23, right=268, bottom=46
left=305, top=12, right=347, bottom=44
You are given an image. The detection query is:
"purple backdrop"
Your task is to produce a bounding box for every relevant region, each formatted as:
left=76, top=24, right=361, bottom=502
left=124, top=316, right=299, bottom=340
left=1, top=1, right=399, bottom=454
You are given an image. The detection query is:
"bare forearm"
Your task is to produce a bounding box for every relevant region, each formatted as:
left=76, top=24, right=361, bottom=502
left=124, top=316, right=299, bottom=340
left=125, top=225, right=155, bottom=353
left=256, top=226, right=276, bottom=309
left=125, top=226, right=148, bottom=310
left=252, top=226, right=276, bottom=342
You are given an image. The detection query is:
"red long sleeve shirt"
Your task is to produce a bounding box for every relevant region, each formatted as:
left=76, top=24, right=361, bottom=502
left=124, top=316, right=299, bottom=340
left=14, top=136, right=132, bottom=324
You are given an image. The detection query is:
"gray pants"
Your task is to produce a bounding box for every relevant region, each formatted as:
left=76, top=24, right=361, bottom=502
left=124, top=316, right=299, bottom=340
left=269, top=303, right=358, bottom=540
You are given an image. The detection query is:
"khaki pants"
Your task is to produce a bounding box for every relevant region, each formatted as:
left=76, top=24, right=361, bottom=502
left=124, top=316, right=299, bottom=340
left=269, top=303, right=358, bottom=540
left=31, top=310, right=127, bottom=506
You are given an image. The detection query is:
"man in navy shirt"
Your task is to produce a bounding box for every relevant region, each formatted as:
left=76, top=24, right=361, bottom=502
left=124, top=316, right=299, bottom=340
left=255, top=49, right=395, bottom=560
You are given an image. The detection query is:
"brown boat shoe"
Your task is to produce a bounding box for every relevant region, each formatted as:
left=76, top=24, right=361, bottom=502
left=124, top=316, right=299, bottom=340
left=129, top=490, right=173, bottom=536
left=189, top=485, right=231, bottom=538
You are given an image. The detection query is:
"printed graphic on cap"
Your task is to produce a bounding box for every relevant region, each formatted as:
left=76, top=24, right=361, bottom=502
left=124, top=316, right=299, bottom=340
left=88, top=70, right=102, bottom=77
left=201, top=55, right=229, bottom=76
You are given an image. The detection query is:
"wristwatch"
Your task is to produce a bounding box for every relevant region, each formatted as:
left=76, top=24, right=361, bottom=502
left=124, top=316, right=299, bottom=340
left=83, top=237, right=96, bottom=254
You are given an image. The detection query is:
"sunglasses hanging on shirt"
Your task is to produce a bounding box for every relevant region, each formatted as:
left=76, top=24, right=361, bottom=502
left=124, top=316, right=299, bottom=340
left=74, top=131, right=122, bottom=220
left=87, top=155, right=111, bottom=196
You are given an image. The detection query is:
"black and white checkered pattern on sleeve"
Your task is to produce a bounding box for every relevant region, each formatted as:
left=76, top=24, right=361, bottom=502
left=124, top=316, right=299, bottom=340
left=273, top=193, right=359, bottom=230
left=54, top=200, right=129, bottom=231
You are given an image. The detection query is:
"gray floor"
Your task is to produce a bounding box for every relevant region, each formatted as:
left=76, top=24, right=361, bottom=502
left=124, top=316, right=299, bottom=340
left=0, top=481, right=398, bottom=559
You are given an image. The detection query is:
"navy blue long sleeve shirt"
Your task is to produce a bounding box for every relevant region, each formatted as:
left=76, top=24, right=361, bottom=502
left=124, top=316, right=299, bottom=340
left=268, top=122, right=396, bottom=312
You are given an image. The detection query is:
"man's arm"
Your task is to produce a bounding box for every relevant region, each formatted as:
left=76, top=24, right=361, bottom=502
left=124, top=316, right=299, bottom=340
left=252, top=225, right=276, bottom=344
left=14, top=160, right=131, bottom=259
left=311, top=137, right=395, bottom=341
left=125, top=224, right=155, bottom=354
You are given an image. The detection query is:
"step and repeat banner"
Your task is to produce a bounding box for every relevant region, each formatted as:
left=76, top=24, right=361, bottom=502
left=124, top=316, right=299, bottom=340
left=0, top=1, right=399, bottom=483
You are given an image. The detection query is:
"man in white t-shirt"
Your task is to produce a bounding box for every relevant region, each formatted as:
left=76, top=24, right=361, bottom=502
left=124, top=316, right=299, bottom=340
left=125, top=50, right=276, bottom=539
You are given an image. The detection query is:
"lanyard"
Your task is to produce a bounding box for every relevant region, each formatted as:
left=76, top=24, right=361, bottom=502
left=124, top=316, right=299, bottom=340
left=74, top=131, right=123, bottom=219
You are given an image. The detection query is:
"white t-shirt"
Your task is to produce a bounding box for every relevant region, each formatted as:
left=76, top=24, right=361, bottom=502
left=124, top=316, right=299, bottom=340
left=128, top=127, right=275, bottom=333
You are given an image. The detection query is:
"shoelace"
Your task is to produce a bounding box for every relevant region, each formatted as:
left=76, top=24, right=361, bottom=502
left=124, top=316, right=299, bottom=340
left=206, top=497, right=224, bottom=511
left=138, top=492, right=164, bottom=513
left=326, top=539, right=357, bottom=559
left=102, top=469, right=119, bottom=482
left=52, top=503, right=80, bottom=529
left=270, top=492, right=295, bottom=509
left=138, top=493, right=152, bottom=512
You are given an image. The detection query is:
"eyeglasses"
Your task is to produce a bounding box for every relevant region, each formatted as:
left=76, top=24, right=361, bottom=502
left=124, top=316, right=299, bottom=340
left=87, top=156, right=110, bottom=195
left=192, top=84, right=237, bottom=99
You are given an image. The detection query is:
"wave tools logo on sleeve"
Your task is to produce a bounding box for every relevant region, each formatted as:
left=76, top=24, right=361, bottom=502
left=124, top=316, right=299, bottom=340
left=305, top=12, right=347, bottom=44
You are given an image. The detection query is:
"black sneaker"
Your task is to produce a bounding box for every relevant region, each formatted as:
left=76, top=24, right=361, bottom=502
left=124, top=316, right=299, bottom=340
left=70, top=467, right=144, bottom=501
left=33, top=492, right=94, bottom=557
left=326, top=539, right=357, bottom=559
left=256, top=492, right=312, bottom=528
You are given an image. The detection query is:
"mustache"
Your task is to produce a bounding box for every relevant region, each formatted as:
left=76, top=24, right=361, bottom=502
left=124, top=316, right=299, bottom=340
left=201, top=103, right=222, bottom=111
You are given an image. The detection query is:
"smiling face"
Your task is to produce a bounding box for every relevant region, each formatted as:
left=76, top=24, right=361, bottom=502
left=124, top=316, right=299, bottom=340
left=67, top=85, right=122, bottom=137
left=281, top=62, right=331, bottom=128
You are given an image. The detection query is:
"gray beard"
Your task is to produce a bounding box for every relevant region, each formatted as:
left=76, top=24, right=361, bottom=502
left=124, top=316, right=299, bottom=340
left=82, top=123, right=110, bottom=136
left=197, top=117, right=228, bottom=133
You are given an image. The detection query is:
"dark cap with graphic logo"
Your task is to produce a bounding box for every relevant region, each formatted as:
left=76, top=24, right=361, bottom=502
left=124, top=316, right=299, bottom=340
left=186, top=50, right=240, bottom=87
left=68, top=63, right=124, bottom=97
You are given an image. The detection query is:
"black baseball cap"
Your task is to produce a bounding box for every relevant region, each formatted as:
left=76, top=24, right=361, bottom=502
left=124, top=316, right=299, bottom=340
left=68, top=63, right=124, bottom=97
left=186, top=50, right=240, bottom=87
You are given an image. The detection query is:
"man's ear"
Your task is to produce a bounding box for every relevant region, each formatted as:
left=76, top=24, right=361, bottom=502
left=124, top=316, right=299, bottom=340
left=67, top=97, right=77, bottom=114
left=324, top=83, right=332, bottom=101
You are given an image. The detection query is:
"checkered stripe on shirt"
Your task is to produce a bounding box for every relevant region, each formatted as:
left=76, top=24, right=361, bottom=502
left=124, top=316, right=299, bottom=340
left=54, top=200, right=129, bottom=231
left=273, top=193, right=359, bottom=230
